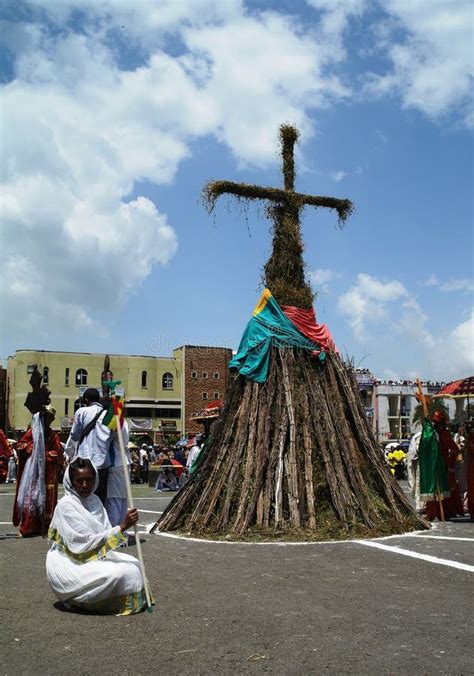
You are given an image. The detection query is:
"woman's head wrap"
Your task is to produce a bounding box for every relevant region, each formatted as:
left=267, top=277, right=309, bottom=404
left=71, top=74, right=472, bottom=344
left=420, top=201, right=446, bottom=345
left=63, top=460, right=99, bottom=499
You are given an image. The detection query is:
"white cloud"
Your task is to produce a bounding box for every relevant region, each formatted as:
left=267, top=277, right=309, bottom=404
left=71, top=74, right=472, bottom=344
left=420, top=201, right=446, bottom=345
left=422, top=274, right=439, bottom=287
left=309, top=268, right=339, bottom=285
left=440, top=279, right=474, bottom=293
left=182, top=10, right=350, bottom=165
left=329, top=170, right=347, bottom=182
left=338, top=273, right=473, bottom=380
left=429, top=312, right=474, bottom=379
left=2, top=0, right=471, bottom=358
left=2, top=0, right=357, bottom=353
left=420, top=275, right=474, bottom=293
left=337, top=273, right=408, bottom=339
left=307, top=0, right=368, bottom=60
left=366, top=0, right=473, bottom=126
left=447, top=313, right=474, bottom=368
left=1, top=35, right=182, bottom=343
left=308, top=268, right=341, bottom=294
left=397, top=297, right=435, bottom=351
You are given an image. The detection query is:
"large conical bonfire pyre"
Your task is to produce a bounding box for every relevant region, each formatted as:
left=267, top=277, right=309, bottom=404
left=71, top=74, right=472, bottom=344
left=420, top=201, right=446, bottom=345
left=158, top=125, right=427, bottom=539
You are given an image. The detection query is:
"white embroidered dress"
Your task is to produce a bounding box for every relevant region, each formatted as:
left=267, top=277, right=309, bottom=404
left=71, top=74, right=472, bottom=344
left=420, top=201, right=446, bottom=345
left=46, top=465, right=148, bottom=615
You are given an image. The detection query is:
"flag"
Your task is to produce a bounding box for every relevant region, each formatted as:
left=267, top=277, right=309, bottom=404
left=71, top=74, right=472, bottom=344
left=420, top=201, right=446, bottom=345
left=103, top=396, right=124, bottom=431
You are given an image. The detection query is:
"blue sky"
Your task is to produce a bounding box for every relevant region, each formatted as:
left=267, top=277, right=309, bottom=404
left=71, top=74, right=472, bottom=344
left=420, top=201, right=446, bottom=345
left=1, top=0, right=473, bottom=380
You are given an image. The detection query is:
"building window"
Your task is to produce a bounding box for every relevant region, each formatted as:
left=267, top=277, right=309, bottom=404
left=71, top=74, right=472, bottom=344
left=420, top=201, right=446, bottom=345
left=74, top=398, right=82, bottom=412
left=214, top=392, right=219, bottom=400
left=202, top=392, right=208, bottom=399
left=65, top=399, right=69, bottom=415
left=191, top=371, right=198, bottom=379
left=43, top=367, right=49, bottom=384
left=156, top=408, right=181, bottom=419
left=75, top=369, right=88, bottom=386
left=213, top=372, right=220, bottom=379
left=129, top=407, right=154, bottom=418
left=65, top=368, right=70, bottom=386
left=141, top=370, right=147, bottom=388
left=162, top=372, right=173, bottom=390
left=202, top=372, right=208, bottom=379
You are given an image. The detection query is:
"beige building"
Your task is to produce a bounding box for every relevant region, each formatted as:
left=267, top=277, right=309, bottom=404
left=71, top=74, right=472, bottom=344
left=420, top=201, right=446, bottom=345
left=7, top=349, right=183, bottom=438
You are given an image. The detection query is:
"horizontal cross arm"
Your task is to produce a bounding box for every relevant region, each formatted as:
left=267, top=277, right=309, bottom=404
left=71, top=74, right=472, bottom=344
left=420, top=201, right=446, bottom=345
left=295, top=192, right=353, bottom=223
left=203, top=180, right=287, bottom=210
left=203, top=180, right=353, bottom=223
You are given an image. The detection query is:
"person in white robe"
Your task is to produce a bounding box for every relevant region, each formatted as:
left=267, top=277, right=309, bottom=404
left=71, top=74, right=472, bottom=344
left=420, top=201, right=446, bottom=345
left=67, top=389, right=111, bottom=468
left=105, top=421, right=131, bottom=527
left=407, top=431, right=424, bottom=512
left=186, top=440, right=203, bottom=470
left=46, top=458, right=151, bottom=615
left=154, top=467, right=179, bottom=492
left=66, top=388, right=112, bottom=505
left=6, top=451, right=17, bottom=483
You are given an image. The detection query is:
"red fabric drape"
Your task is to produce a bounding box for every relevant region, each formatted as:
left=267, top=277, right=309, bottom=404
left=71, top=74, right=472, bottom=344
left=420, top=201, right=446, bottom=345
left=170, top=458, right=184, bottom=478
left=0, top=430, right=12, bottom=482
left=12, top=428, right=64, bottom=536
left=282, top=305, right=337, bottom=353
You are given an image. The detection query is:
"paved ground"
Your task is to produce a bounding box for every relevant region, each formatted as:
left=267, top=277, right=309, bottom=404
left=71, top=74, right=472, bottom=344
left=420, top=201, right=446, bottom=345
left=1, top=482, right=473, bottom=675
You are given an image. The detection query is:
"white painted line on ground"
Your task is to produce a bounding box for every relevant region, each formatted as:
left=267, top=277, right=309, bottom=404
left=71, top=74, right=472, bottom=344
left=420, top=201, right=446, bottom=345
left=0, top=521, right=13, bottom=525
left=132, top=496, right=175, bottom=500
left=0, top=493, right=16, bottom=496
left=355, top=540, right=474, bottom=572
left=152, top=530, right=353, bottom=546
left=148, top=528, right=473, bottom=553
left=402, top=534, right=474, bottom=542
left=135, top=522, right=158, bottom=535
left=154, top=531, right=442, bottom=547
left=371, top=531, right=428, bottom=541
left=136, top=509, right=162, bottom=515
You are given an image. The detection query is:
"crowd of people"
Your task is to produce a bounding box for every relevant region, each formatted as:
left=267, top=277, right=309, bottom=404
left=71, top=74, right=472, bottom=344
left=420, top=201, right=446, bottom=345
left=375, top=379, right=449, bottom=387
left=353, top=368, right=449, bottom=388
left=127, top=436, right=206, bottom=492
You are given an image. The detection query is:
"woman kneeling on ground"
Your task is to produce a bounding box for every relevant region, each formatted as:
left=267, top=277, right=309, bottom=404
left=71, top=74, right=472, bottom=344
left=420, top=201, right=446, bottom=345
left=46, top=457, right=151, bottom=615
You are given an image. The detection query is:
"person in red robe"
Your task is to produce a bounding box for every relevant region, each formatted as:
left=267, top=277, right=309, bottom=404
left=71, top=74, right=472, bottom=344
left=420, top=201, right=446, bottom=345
left=465, top=426, right=474, bottom=520
left=13, top=406, right=64, bottom=537
left=425, top=410, right=463, bottom=520
left=0, top=429, right=12, bottom=483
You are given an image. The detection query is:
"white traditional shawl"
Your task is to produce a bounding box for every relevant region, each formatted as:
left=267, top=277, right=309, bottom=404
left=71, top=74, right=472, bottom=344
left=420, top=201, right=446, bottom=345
left=49, top=464, right=121, bottom=557
left=16, top=413, right=46, bottom=518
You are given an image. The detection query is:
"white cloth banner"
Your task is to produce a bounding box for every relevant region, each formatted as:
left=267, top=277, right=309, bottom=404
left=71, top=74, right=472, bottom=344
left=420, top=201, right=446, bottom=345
left=129, top=418, right=152, bottom=430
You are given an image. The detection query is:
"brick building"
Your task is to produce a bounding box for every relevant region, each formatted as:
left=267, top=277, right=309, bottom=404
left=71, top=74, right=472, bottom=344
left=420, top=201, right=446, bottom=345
left=173, top=345, right=234, bottom=434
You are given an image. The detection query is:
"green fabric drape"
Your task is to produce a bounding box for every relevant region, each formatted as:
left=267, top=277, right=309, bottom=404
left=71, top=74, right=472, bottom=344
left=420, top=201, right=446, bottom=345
left=418, top=420, right=449, bottom=501
left=229, top=292, right=320, bottom=383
